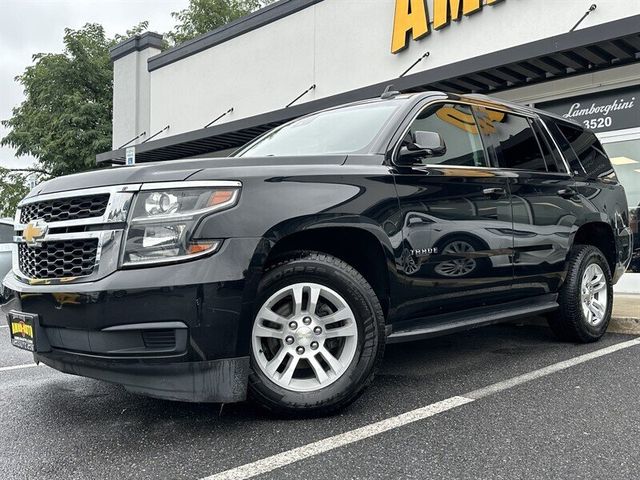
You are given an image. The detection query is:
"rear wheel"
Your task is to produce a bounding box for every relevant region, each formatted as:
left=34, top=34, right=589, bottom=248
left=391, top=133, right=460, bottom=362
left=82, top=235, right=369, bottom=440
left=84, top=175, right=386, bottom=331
left=249, top=251, right=385, bottom=416
left=547, top=245, right=613, bottom=343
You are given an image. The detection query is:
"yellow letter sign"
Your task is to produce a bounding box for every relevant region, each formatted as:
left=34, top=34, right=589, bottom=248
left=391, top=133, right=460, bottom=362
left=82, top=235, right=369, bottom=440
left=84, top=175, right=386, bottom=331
left=392, top=0, right=505, bottom=53
left=433, top=0, right=482, bottom=30
left=391, top=0, right=430, bottom=54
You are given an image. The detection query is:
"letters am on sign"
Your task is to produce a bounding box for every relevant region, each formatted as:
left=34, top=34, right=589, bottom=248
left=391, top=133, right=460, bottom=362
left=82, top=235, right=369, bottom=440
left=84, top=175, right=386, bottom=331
left=391, top=0, right=505, bottom=54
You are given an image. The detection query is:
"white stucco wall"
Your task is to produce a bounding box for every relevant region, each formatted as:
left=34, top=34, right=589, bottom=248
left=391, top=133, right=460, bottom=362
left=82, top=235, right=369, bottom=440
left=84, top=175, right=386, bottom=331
left=141, top=0, right=640, bottom=139
left=112, top=46, right=161, bottom=149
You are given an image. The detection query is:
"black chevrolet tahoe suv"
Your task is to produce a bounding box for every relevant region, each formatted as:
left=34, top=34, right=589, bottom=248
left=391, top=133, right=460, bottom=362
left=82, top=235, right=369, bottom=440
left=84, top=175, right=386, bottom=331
left=3, top=92, right=633, bottom=415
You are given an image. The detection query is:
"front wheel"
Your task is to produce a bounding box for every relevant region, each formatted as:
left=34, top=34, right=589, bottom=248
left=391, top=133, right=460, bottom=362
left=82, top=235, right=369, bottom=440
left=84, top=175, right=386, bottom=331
left=547, top=245, right=613, bottom=343
left=248, top=251, right=385, bottom=416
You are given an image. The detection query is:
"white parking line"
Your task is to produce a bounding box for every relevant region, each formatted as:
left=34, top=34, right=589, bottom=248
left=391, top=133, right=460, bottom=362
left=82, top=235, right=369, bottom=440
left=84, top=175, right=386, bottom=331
left=202, top=337, right=640, bottom=480
left=0, top=363, right=39, bottom=373
left=0, top=325, right=8, bottom=329
left=466, top=337, right=640, bottom=399
left=204, top=397, right=473, bottom=480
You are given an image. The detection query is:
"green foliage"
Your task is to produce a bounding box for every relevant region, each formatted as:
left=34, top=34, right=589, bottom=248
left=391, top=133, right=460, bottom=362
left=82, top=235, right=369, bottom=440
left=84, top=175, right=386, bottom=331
left=0, top=22, right=147, bottom=217
left=0, top=0, right=280, bottom=217
left=2, top=24, right=114, bottom=177
left=168, top=0, right=277, bottom=45
left=0, top=169, right=32, bottom=218
left=114, top=21, right=150, bottom=44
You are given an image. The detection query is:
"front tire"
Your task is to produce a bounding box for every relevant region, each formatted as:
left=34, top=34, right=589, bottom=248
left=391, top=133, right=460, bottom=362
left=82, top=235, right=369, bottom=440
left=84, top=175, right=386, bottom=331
left=248, top=251, right=385, bottom=416
left=547, top=245, right=613, bottom=343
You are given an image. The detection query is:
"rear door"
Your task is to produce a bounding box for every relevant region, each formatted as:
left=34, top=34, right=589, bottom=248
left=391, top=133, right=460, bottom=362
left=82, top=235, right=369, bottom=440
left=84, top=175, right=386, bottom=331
left=391, top=102, right=516, bottom=320
left=473, top=106, right=579, bottom=297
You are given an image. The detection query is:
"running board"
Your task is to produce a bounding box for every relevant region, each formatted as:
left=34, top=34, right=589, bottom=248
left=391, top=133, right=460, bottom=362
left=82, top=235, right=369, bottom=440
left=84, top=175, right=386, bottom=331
left=387, top=294, right=559, bottom=344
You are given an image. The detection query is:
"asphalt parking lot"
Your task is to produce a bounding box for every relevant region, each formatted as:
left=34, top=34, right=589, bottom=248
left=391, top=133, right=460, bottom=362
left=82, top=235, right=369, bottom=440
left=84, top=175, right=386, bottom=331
left=2, top=320, right=640, bottom=480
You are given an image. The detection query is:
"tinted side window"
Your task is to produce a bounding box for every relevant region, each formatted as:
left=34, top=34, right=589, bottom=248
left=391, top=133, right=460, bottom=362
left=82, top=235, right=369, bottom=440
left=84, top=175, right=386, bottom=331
left=0, top=224, right=13, bottom=243
left=530, top=120, right=562, bottom=173
left=402, top=103, right=488, bottom=167
left=475, top=108, right=548, bottom=172
left=556, top=124, right=617, bottom=181
left=542, top=117, right=585, bottom=175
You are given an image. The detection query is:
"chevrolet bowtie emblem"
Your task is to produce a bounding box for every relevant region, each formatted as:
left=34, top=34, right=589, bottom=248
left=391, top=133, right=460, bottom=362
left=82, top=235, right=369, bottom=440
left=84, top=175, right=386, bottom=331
left=22, top=219, right=48, bottom=245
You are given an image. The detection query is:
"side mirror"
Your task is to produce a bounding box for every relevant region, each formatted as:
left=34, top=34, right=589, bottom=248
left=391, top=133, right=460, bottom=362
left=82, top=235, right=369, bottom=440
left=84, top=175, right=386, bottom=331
left=398, top=131, right=447, bottom=164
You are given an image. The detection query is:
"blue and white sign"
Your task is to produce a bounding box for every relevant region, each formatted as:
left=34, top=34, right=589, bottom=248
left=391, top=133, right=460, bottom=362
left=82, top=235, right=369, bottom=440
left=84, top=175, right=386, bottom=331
left=125, top=146, right=136, bottom=166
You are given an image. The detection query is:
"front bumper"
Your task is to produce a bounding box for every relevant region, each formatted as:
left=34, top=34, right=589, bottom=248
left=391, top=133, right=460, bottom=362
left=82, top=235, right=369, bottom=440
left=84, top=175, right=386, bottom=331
left=2, top=237, right=264, bottom=402
left=35, top=349, right=250, bottom=403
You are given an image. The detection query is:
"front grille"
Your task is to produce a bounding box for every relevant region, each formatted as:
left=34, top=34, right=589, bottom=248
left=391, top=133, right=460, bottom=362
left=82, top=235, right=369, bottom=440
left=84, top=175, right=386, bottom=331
left=18, top=239, right=99, bottom=279
left=20, top=194, right=110, bottom=224
left=142, top=330, right=176, bottom=349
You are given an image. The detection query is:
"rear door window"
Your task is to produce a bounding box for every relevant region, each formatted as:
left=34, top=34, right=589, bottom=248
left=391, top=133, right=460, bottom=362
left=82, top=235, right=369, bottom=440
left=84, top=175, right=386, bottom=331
left=542, top=118, right=585, bottom=175
left=530, top=119, right=564, bottom=173
left=473, top=108, right=548, bottom=172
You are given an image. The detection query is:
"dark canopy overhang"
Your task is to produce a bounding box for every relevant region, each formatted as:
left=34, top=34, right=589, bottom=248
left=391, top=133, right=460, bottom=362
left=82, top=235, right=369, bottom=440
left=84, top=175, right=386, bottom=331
left=97, top=14, right=640, bottom=165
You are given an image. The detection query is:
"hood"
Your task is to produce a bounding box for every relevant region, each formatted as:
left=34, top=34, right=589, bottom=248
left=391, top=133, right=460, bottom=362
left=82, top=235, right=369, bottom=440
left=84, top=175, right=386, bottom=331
left=30, top=155, right=348, bottom=196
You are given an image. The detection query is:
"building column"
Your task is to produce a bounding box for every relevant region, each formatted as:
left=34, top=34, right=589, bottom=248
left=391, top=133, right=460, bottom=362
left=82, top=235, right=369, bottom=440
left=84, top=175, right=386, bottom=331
left=109, top=32, right=163, bottom=150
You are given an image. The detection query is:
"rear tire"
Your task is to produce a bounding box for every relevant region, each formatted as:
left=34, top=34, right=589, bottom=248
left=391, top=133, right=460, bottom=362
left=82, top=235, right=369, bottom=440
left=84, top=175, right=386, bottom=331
left=248, top=251, right=385, bottom=416
left=547, top=245, right=613, bottom=343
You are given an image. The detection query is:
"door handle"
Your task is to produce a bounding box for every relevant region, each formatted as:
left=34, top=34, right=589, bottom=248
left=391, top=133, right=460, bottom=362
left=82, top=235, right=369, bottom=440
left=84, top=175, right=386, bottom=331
left=557, top=188, right=577, bottom=199
left=483, top=187, right=506, bottom=198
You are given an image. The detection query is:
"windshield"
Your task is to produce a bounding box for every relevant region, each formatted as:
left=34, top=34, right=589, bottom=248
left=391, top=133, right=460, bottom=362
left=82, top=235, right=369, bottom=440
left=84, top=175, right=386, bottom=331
left=235, top=102, right=401, bottom=157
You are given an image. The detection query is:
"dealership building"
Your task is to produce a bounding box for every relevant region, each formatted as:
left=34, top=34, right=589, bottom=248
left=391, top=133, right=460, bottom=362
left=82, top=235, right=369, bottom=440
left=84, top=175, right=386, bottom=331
left=101, top=0, right=640, bottom=286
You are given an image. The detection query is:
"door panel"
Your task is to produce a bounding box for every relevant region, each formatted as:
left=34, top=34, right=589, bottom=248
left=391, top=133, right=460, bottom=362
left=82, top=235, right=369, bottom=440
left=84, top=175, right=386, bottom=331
left=508, top=174, right=577, bottom=296
left=394, top=169, right=515, bottom=319
left=391, top=102, right=515, bottom=320
left=472, top=107, right=575, bottom=296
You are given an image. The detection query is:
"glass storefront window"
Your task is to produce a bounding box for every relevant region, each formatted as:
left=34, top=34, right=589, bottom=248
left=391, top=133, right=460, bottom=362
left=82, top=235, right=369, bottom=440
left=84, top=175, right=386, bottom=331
left=604, top=138, right=640, bottom=207
left=602, top=138, right=640, bottom=272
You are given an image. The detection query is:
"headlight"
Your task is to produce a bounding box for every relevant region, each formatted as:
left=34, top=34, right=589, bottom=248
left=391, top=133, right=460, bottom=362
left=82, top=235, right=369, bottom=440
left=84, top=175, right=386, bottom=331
left=121, top=182, right=240, bottom=266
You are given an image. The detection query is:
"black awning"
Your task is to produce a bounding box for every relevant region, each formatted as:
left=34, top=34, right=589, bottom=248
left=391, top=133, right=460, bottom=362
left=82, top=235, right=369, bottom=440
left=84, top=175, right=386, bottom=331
left=97, top=14, right=640, bottom=165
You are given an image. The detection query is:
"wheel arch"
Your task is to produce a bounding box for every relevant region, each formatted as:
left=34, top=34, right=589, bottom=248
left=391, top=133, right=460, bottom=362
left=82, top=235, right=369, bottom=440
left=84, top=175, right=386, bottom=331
left=244, top=219, right=398, bottom=322
left=571, top=221, right=617, bottom=274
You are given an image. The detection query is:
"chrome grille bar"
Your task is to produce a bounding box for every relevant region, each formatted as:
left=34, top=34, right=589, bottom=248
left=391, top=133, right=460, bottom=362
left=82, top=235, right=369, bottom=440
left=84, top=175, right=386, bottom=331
left=13, top=184, right=141, bottom=285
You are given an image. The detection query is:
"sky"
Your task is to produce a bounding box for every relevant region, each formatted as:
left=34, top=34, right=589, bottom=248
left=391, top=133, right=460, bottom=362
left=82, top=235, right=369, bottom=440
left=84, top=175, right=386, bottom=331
left=0, top=0, right=189, bottom=169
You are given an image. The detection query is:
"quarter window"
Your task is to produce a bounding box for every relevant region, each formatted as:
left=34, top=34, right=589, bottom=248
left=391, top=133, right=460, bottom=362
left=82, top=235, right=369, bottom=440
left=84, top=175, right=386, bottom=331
left=556, top=123, right=617, bottom=181
left=401, top=103, right=488, bottom=167
left=475, top=108, right=548, bottom=172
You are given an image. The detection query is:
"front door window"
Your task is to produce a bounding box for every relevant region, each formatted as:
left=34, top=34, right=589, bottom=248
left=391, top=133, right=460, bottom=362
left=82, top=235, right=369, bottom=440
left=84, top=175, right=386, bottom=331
left=401, top=103, right=488, bottom=167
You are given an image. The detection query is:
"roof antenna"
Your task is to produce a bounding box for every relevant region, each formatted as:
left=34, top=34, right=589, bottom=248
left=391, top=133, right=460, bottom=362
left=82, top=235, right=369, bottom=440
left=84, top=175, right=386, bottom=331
left=381, top=85, right=400, bottom=100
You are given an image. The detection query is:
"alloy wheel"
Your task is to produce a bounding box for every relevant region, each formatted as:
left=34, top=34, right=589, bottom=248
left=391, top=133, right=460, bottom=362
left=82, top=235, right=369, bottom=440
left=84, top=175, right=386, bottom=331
left=580, top=263, right=608, bottom=326
left=252, top=282, right=358, bottom=392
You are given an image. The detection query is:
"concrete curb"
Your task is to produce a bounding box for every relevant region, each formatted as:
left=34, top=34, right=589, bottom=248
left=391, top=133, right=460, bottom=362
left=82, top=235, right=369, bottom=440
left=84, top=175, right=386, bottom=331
left=610, top=294, right=640, bottom=334
left=608, top=317, right=640, bottom=335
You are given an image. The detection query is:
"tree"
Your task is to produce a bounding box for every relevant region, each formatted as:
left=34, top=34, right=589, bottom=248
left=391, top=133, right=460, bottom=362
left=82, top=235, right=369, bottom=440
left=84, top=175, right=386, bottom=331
left=0, top=169, right=32, bottom=218
left=2, top=24, right=113, bottom=177
left=1, top=22, right=147, bottom=217
left=168, top=0, right=277, bottom=45
left=0, top=0, right=278, bottom=217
